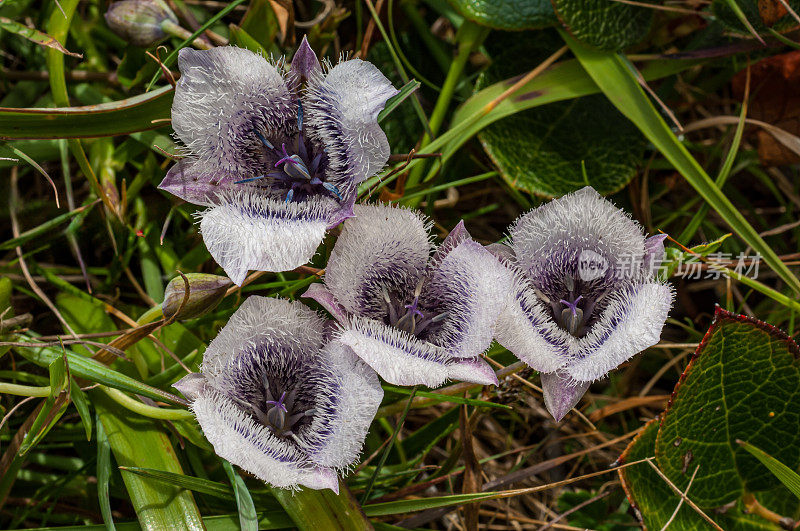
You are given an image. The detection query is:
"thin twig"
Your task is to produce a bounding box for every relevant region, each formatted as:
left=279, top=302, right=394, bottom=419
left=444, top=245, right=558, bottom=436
left=661, top=465, right=700, bottom=531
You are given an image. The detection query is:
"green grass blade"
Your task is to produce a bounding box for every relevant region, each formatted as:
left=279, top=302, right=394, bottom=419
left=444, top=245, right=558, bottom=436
left=358, top=57, right=699, bottom=196
left=561, top=30, right=800, bottom=295
left=96, top=416, right=117, bottom=531
left=222, top=460, right=259, bottom=531
left=0, top=200, right=97, bottom=250
left=13, top=342, right=186, bottom=405
left=738, top=440, right=800, bottom=499
left=120, top=466, right=235, bottom=501
left=378, top=79, right=421, bottom=123
left=383, top=384, right=511, bottom=410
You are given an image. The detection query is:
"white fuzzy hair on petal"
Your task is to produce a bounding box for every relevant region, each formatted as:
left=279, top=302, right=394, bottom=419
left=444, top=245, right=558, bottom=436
left=509, top=187, right=646, bottom=275
left=199, top=191, right=332, bottom=285
left=567, top=282, right=675, bottom=382
left=304, top=59, right=398, bottom=195
left=191, top=389, right=333, bottom=490
left=303, top=341, right=383, bottom=469
left=493, top=274, right=572, bottom=374
left=424, top=240, right=510, bottom=358
left=337, top=316, right=453, bottom=387
left=172, top=47, right=295, bottom=175
left=202, top=296, right=326, bottom=381
left=324, top=204, right=432, bottom=317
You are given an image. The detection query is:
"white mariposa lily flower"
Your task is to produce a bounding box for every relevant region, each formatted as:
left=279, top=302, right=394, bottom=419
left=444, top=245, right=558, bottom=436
left=173, top=296, right=383, bottom=492
left=159, top=37, right=398, bottom=284
left=492, top=187, right=674, bottom=421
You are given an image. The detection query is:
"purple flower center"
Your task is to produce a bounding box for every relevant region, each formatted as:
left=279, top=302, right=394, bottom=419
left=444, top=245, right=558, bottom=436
left=234, top=102, right=342, bottom=204
left=244, top=383, right=315, bottom=439
left=381, top=281, right=448, bottom=338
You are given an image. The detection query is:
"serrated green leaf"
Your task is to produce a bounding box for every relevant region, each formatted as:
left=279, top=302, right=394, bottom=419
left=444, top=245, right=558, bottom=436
left=619, top=419, right=776, bottom=530
left=0, top=86, right=173, bottom=139
left=656, top=309, right=800, bottom=506
left=553, top=0, right=654, bottom=51
left=475, top=38, right=645, bottom=197
left=739, top=441, right=800, bottom=500
left=446, top=0, right=556, bottom=30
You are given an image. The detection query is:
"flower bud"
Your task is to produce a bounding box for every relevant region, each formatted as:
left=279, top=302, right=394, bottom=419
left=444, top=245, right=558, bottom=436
left=105, top=0, right=178, bottom=47
left=162, top=273, right=232, bottom=320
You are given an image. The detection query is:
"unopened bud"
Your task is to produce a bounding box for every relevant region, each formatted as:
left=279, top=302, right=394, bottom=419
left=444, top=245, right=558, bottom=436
left=162, top=273, right=232, bottom=320
left=105, top=0, right=178, bottom=47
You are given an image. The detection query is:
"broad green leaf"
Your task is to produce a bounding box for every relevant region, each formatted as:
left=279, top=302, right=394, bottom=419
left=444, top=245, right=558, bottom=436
left=739, top=441, right=800, bottom=499
left=120, top=466, right=235, bottom=501
left=552, top=0, right=653, bottom=51
left=94, top=392, right=204, bottom=530
left=446, top=0, right=556, bottom=30
left=618, top=419, right=777, bottom=530
left=475, top=39, right=645, bottom=197
left=656, top=309, right=800, bottom=506
left=222, top=460, right=259, bottom=531
left=0, top=86, right=173, bottom=139
left=272, top=483, right=374, bottom=530
left=562, top=31, right=800, bottom=296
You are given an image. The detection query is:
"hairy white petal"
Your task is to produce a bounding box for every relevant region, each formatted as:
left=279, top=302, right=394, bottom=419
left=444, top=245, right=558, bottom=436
left=446, top=358, right=498, bottom=386
left=199, top=191, right=332, bottom=285
left=510, top=187, right=646, bottom=275
left=494, top=274, right=572, bottom=374
left=424, top=240, right=510, bottom=357
left=568, top=282, right=675, bottom=382
left=304, top=342, right=383, bottom=469
left=304, top=59, right=398, bottom=195
left=324, top=204, right=432, bottom=317
left=172, top=47, right=295, bottom=175
left=191, top=389, right=336, bottom=491
left=337, top=316, right=453, bottom=387
left=202, top=296, right=326, bottom=380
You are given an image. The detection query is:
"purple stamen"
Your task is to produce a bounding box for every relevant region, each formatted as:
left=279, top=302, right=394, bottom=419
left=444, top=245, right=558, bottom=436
left=274, top=143, right=300, bottom=167
left=404, top=297, right=425, bottom=320
left=559, top=295, right=583, bottom=317
left=266, top=390, right=288, bottom=413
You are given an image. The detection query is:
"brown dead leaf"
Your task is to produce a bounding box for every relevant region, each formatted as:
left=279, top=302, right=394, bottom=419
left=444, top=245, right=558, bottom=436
left=758, top=0, right=788, bottom=26
left=732, top=50, right=800, bottom=165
